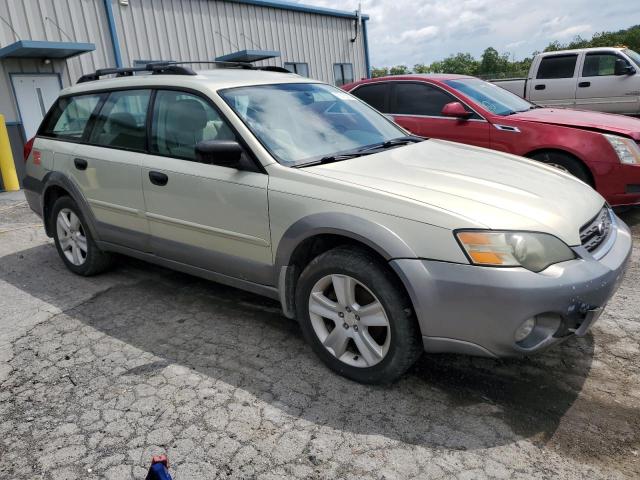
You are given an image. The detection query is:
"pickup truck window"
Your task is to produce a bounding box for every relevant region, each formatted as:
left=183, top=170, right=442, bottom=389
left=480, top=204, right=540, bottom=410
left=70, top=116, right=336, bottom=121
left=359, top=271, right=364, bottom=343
left=445, top=78, right=532, bottom=116
left=536, top=55, right=578, bottom=79
left=583, top=53, right=622, bottom=77
left=624, top=48, right=640, bottom=68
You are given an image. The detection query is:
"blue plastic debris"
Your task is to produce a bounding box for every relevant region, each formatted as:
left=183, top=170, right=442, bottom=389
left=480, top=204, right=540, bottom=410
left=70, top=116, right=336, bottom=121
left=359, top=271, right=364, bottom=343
left=145, top=455, right=173, bottom=480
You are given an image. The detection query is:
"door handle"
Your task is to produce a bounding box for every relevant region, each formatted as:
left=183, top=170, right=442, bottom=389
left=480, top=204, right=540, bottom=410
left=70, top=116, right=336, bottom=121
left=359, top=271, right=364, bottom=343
left=578, top=81, right=591, bottom=88
left=73, top=158, right=88, bottom=170
left=148, top=171, right=168, bottom=186
left=534, top=84, right=546, bottom=90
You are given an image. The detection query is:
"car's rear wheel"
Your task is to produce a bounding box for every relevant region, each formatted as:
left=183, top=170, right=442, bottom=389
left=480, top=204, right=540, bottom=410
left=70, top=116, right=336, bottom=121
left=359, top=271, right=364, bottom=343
left=51, top=196, right=114, bottom=276
left=295, top=247, right=422, bottom=384
left=530, top=151, right=592, bottom=186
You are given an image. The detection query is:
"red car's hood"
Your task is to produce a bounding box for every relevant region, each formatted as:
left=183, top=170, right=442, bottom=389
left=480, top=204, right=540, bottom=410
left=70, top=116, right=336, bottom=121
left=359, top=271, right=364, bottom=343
left=509, top=108, right=640, bottom=141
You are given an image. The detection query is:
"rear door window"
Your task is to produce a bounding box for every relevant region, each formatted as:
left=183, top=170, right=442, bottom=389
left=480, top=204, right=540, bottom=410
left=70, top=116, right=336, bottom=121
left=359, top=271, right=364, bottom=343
left=39, top=94, right=103, bottom=139
left=351, top=83, right=391, bottom=113
left=88, top=90, right=151, bottom=151
left=536, top=55, right=578, bottom=79
left=392, top=82, right=459, bottom=116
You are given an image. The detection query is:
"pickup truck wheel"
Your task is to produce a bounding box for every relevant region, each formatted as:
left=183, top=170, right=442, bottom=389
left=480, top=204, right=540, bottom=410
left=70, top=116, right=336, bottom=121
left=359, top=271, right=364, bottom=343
left=295, top=247, right=422, bottom=384
left=51, top=196, right=114, bottom=276
left=530, top=152, right=592, bottom=186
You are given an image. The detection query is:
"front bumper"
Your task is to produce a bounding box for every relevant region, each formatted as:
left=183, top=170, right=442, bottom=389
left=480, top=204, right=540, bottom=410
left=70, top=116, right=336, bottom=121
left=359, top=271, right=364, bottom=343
left=593, top=162, right=640, bottom=207
left=391, top=219, right=632, bottom=358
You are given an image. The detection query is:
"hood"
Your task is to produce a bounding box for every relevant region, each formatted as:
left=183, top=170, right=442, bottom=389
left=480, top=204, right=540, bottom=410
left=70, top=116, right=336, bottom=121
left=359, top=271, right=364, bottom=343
left=306, top=140, right=604, bottom=246
left=509, top=108, right=640, bottom=140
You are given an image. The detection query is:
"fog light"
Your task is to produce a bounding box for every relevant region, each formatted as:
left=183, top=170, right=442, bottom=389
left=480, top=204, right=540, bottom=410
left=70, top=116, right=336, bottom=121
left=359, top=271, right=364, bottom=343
left=514, top=317, right=536, bottom=342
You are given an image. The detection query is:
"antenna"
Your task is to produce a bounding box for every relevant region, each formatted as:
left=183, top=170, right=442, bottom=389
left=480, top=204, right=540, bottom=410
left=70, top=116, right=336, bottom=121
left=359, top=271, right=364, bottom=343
left=0, top=15, right=20, bottom=41
left=214, top=30, right=241, bottom=51
left=240, top=32, right=262, bottom=50
left=351, top=3, right=361, bottom=43
left=46, top=17, right=74, bottom=42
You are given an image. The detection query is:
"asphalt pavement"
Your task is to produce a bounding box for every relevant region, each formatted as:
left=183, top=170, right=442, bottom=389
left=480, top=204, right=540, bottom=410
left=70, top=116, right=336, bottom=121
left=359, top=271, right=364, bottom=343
left=1, top=190, right=638, bottom=479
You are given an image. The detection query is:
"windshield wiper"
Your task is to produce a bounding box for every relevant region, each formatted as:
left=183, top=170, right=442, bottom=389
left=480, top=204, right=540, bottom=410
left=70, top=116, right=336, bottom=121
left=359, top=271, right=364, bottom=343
left=294, top=136, right=424, bottom=168
left=359, top=135, right=424, bottom=152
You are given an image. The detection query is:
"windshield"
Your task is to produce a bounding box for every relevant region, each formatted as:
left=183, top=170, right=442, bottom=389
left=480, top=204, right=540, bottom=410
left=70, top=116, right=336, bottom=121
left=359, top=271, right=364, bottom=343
left=444, top=78, right=534, bottom=116
left=624, top=48, right=640, bottom=68
left=219, top=83, right=407, bottom=166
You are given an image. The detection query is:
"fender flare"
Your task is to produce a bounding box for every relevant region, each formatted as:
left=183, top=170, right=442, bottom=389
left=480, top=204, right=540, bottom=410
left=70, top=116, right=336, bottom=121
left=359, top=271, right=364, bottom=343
left=274, top=213, right=419, bottom=318
left=41, top=171, right=101, bottom=241
left=274, top=212, right=418, bottom=271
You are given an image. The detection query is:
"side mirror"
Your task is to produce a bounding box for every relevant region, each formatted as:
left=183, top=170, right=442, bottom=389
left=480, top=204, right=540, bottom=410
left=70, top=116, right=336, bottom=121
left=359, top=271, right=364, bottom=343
left=195, top=140, right=243, bottom=168
left=441, top=101, right=473, bottom=119
left=614, top=58, right=635, bottom=76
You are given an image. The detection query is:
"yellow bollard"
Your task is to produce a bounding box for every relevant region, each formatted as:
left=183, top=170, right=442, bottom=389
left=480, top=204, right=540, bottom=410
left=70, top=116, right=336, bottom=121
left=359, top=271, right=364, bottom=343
left=0, top=114, right=20, bottom=191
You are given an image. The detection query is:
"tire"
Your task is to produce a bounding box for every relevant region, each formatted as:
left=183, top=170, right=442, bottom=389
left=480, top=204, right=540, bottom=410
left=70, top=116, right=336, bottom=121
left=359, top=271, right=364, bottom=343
left=295, top=246, right=422, bottom=384
left=530, top=151, right=592, bottom=186
left=50, top=196, right=114, bottom=276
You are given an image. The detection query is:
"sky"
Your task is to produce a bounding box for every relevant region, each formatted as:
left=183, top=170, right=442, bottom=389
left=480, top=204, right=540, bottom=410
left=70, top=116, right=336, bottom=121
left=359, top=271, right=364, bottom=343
left=294, top=0, right=640, bottom=67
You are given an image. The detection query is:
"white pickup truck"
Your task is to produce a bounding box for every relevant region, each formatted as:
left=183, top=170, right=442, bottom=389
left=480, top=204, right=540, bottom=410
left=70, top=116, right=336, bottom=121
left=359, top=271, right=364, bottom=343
left=491, top=47, right=640, bottom=115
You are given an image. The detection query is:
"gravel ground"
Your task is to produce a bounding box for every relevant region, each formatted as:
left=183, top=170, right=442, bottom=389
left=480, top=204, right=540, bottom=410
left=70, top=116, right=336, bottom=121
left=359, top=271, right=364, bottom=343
left=0, top=190, right=639, bottom=479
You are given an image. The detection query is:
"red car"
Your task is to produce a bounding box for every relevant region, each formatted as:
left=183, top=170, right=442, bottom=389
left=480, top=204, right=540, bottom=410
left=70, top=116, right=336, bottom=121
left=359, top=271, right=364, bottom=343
left=344, top=74, right=640, bottom=207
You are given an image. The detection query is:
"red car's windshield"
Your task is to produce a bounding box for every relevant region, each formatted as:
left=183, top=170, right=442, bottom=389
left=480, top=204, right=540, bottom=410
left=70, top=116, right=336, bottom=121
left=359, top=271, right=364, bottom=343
left=444, top=78, right=535, bottom=116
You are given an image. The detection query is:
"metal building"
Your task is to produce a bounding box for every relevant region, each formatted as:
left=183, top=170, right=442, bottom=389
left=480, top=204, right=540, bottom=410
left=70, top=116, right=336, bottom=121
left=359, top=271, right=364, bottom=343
left=0, top=0, right=370, bottom=188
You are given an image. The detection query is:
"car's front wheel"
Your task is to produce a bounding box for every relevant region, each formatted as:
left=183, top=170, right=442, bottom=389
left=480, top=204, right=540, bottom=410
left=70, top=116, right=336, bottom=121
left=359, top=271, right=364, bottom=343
left=295, top=247, right=422, bottom=384
left=51, top=196, right=113, bottom=276
left=530, top=151, right=592, bottom=186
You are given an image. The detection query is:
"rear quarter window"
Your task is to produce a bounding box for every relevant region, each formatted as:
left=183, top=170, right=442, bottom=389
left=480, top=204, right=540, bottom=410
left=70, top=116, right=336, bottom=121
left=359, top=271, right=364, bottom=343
left=39, top=94, right=103, bottom=139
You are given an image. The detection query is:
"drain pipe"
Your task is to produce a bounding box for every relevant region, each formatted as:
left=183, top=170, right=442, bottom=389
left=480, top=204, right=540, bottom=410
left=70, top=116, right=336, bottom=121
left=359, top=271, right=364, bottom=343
left=103, top=0, right=123, bottom=68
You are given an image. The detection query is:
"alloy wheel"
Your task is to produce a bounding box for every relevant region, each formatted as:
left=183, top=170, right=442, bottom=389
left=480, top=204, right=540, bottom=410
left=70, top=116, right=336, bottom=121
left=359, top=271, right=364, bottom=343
left=308, top=274, right=391, bottom=367
left=56, top=208, right=88, bottom=266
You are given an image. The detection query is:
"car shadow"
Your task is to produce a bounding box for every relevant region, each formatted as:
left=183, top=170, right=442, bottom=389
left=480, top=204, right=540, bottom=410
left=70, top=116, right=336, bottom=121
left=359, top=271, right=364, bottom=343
left=1, top=243, right=615, bottom=456
left=617, top=206, right=640, bottom=228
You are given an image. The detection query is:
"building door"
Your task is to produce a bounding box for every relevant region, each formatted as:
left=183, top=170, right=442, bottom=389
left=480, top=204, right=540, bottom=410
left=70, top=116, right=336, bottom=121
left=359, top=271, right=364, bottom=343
left=11, top=74, right=61, bottom=139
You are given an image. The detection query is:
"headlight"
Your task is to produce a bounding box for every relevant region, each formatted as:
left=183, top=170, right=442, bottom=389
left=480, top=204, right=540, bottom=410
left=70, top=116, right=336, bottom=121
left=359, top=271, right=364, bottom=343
left=603, top=134, right=640, bottom=165
left=455, top=230, right=575, bottom=272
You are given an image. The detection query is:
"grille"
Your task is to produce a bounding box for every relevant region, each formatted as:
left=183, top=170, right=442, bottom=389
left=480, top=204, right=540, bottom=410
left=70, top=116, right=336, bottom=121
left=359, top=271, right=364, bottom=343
left=580, top=207, right=612, bottom=253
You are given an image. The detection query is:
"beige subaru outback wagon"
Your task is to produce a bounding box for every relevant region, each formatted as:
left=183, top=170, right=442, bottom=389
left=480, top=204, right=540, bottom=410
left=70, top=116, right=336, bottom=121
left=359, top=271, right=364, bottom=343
left=22, top=62, right=632, bottom=383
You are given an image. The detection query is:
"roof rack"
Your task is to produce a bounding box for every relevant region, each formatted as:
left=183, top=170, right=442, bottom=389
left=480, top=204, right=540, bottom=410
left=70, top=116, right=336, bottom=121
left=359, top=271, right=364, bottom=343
left=77, top=61, right=292, bottom=84
left=152, top=61, right=293, bottom=73
left=77, top=63, right=196, bottom=83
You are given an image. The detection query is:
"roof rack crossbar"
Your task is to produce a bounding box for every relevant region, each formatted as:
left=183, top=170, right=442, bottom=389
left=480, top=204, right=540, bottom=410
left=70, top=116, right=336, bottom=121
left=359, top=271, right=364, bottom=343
left=149, top=60, right=292, bottom=73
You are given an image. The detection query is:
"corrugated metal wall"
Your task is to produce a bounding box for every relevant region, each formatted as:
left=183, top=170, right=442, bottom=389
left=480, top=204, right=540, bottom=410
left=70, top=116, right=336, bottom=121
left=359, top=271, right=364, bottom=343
left=0, top=0, right=367, bottom=123
left=110, top=0, right=367, bottom=85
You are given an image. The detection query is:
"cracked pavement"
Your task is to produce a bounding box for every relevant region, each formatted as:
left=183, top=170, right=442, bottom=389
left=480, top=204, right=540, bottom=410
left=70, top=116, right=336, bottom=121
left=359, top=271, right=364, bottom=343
left=1, top=190, right=639, bottom=479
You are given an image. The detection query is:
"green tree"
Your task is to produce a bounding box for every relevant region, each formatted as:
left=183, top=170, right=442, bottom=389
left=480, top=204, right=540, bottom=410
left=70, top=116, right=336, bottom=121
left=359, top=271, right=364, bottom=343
left=478, top=47, right=510, bottom=75
left=389, top=65, right=410, bottom=75
left=543, top=25, right=640, bottom=52
left=371, top=66, right=389, bottom=78
left=429, top=53, right=478, bottom=75
left=413, top=63, right=430, bottom=73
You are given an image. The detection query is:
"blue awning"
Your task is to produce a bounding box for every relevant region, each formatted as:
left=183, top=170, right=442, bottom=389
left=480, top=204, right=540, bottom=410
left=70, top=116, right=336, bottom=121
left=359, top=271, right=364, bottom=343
left=0, top=40, right=95, bottom=59
left=215, top=49, right=281, bottom=63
